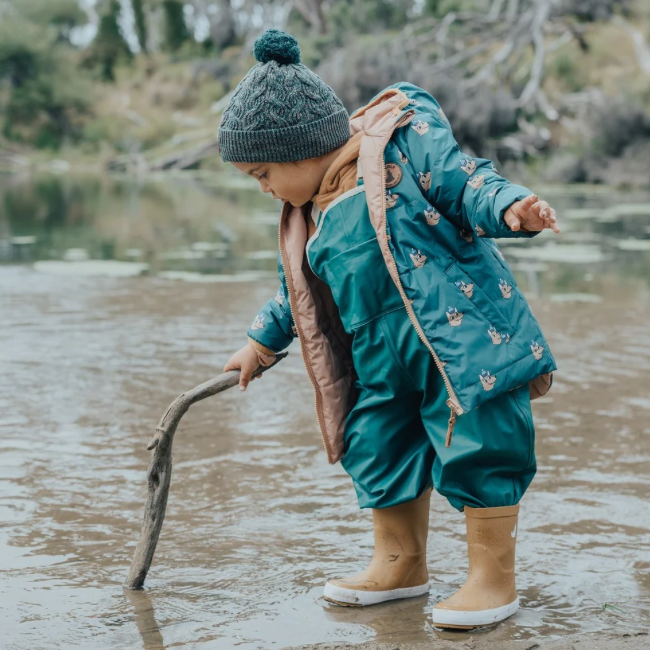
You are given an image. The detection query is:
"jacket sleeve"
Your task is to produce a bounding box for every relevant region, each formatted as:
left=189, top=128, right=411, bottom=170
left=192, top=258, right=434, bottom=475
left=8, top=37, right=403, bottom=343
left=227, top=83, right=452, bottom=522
left=394, top=99, right=538, bottom=240
left=246, top=251, right=297, bottom=355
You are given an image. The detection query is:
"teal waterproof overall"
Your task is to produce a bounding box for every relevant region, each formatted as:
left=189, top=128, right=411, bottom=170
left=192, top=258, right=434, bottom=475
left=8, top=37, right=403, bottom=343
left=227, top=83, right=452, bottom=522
left=306, top=182, right=536, bottom=511
left=247, top=84, right=553, bottom=510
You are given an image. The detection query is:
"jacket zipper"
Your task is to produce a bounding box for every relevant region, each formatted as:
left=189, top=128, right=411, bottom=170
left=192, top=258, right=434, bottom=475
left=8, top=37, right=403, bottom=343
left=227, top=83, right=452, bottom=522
left=278, top=205, right=334, bottom=463
left=278, top=107, right=463, bottom=459
left=380, top=110, right=464, bottom=445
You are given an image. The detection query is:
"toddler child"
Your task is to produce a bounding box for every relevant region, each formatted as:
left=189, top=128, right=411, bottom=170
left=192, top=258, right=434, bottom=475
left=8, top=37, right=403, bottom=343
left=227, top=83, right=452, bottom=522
left=219, top=29, right=559, bottom=629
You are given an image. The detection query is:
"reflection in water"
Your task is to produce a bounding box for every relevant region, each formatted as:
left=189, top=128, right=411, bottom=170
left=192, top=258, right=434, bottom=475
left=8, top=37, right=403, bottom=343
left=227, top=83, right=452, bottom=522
left=0, top=172, right=279, bottom=277
left=124, top=588, right=166, bottom=650
left=0, top=175, right=649, bottom=648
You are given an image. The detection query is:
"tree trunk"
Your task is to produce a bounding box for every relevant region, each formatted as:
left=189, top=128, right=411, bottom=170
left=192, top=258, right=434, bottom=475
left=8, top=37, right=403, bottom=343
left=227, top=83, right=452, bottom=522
left=210, top=0, right=237, bottom=50
left=162, top=0, right=189, bottom=52
left=292, top=0, right=327, bottom=34
left=132, top=0, right=148, bottom=53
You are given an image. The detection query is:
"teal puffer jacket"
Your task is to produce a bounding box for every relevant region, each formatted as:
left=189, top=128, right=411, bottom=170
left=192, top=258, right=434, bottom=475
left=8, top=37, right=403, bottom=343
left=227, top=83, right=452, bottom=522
left=247, top=82, right=556, bottom=416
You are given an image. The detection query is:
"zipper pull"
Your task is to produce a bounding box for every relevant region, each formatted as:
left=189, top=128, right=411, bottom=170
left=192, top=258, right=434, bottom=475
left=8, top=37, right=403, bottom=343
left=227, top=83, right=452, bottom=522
left=445, top=408, right=456, bottom=448
left=446, top=396, right=463, bottom=415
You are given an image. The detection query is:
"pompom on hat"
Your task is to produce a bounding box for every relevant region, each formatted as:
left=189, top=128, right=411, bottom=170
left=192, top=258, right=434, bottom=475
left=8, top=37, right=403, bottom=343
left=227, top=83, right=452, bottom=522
left=253, top=29, right=301, bottom=65
left=217, top=29, right=350, bottom=163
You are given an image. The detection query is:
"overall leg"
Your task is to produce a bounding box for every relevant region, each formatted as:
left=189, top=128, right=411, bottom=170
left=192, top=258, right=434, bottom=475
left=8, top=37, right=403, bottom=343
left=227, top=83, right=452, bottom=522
left=423, top=383, right=536, bottom=512
left=391, top=308, right=536, bottom=628
left=324, top=311, right=434, bottom=606
left=340, top=310, right=436, bottom=510
left=420, top=381, right=535, bottom=628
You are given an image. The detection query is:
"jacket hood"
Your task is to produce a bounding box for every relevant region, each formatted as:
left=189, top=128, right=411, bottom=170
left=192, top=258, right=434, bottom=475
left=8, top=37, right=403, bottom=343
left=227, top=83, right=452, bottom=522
left=349, top=87, right=411, bottom=137
left=311, top=88, right=411, bottom=212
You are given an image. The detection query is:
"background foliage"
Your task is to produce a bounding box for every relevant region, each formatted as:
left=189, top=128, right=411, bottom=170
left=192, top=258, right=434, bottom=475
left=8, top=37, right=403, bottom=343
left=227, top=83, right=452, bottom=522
left=0, top=0, right=649, bottom=184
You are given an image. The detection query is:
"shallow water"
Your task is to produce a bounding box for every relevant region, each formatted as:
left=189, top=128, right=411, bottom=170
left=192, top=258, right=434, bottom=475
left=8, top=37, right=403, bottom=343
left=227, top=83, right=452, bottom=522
left=1, top=175, right=649, bottom=649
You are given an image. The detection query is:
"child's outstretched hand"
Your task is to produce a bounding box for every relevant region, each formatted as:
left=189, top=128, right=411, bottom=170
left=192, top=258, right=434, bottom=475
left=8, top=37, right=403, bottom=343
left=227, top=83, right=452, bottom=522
left=224, top=343, right=263, bottom=391
left=504, top=194, right=560, bottom=234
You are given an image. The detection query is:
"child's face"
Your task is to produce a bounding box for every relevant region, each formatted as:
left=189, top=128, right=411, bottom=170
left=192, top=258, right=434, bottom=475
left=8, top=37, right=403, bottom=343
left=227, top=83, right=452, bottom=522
left=232, top=159, right=325, bottom=208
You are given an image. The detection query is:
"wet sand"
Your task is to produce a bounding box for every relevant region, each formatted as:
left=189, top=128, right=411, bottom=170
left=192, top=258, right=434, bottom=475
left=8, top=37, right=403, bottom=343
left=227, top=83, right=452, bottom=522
left=288, top=630, right=650, bottom=650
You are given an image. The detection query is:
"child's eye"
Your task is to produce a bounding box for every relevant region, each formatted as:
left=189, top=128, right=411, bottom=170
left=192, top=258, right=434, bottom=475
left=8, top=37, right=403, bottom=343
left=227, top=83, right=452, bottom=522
left=259, top=172, right=268, bottom=179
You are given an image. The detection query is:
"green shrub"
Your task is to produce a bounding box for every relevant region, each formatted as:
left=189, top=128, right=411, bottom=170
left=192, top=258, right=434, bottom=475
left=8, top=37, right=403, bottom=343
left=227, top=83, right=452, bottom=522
left=162, top=0, right=190, bottom=53
left=83, top=0, right=132, bottom=82
left=0, top=15, right=91, bottom=148
left=551, top=51, right=586, bottom=92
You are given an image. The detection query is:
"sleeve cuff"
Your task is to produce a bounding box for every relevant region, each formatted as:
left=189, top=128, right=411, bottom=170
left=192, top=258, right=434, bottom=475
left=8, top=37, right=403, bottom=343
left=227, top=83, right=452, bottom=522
left=492, top=184, right=539, bottom=238
left=248, top=337, right=277, bottom=366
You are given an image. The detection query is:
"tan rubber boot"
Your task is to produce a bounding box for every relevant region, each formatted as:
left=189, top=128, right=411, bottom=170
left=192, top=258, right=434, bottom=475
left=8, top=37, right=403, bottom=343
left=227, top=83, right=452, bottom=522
left=323, top=489, right=431, bottom=606
left=431, top=504, right=520, bottom=629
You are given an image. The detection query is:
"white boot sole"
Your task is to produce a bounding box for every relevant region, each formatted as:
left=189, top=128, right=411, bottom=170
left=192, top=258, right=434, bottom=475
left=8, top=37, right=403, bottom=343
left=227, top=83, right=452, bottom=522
left=431, top=597, right=520, bottom=628
left=323, top=581, right=430, bottom=607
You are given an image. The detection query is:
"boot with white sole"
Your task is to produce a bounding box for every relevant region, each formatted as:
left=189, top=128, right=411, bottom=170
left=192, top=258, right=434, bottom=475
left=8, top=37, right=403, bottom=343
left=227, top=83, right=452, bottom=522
left=431, top=504, right=520, bottom=629
left=324, top=489, right=431, bottom=606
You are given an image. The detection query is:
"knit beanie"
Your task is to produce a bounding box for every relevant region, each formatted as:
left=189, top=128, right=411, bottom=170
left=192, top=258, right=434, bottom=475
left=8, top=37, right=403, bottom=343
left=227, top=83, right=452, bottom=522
left=217, top=29, right=350, bottom=163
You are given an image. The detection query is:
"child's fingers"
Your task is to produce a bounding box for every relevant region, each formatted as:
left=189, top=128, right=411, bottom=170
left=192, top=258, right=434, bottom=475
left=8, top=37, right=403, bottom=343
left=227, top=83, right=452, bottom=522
left=529, top=199, right=548, bottom=219
left=240, top=360, right=263, bottom=390
left=530, top=200, right=547, bottom=217
left=518, top=194, right=538, bottom=212
left=239, top=371, right=251, bottom=391
left=504, top=211, right=521, bottom=231
left=532, top=201, right=561, bottom=233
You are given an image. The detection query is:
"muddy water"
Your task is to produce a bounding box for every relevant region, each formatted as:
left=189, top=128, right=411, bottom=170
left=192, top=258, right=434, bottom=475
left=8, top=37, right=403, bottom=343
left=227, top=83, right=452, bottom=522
left=1, top=175, right=649, bottom=649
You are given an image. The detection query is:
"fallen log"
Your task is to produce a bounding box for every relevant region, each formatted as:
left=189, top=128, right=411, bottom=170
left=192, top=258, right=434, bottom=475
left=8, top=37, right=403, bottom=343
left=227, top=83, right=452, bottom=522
left=107, top=137, right=220, bottom=173
left=125, top=352, right=288, bottom=590
left=149, top=138, right=219, bottom=171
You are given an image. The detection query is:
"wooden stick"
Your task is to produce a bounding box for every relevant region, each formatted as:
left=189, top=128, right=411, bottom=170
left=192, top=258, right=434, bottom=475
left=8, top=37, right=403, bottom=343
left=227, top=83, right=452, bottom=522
left=125, top=352, right=288, bottom=590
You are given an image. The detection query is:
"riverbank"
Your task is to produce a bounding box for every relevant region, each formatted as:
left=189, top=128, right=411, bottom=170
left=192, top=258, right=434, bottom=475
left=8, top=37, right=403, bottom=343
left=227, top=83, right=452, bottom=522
left=2, top=3, right=650, bottom=187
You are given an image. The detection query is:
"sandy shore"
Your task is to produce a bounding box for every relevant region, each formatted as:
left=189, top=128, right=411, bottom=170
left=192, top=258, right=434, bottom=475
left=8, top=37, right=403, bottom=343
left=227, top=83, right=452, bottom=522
left=289, top=630, right=650, bottom=650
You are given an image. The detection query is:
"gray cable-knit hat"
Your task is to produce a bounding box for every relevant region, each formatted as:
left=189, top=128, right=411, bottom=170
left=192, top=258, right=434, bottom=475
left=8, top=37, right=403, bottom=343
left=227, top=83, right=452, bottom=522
left=217, top=29, right=350, bottom=163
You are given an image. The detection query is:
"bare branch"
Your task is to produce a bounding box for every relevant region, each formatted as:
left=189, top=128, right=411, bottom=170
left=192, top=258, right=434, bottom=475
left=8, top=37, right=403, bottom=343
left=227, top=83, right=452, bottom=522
left=125, top=353, right=288, bottom=590
left=506, top=0, right=521, bottom=23
left=464, top=36, right=517, bottom=89
left=613, top=15, right=650, bottom=76
left=292, top=0, right=326, bottom=34
left=518, top=0, right=552, bottom=107
left=435, top=11, right=458, bottom=59
left=536, top=89, right=560, bottom=121
left=547, top=29, right=574, bottom=53
left=489, top=0, right=507, bottom=20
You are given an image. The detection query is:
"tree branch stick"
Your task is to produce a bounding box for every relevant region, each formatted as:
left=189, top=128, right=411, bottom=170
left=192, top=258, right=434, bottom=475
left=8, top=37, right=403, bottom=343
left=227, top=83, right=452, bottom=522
left=125, top=352, right=288, bottom=590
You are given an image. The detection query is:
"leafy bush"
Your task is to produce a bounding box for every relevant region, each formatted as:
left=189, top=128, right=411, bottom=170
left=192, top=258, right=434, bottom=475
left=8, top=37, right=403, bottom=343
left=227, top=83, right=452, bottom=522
left=556, top=97, right=650, bottom=185
left=0, top=13, right=91, bottom=148
left=554, top=0, right=633, bottom=21
left=317, top=39, right=518, bottom=156
left=83, top=0, right=132, bottom=82
left=325, top=0, right=414, bottom=38
left=550, top=52, right=586, bottom=92
left=162, top=0, right=190, bottom=53
left=589, top=98, right=650, bottom=158
left=423, top=0, right=464, bottom=19
left=19, top=0, right=86, bottom=36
